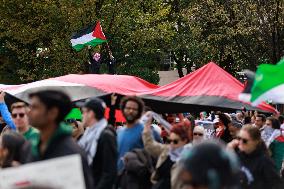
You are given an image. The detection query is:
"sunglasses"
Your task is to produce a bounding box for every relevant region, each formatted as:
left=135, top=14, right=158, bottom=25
left=12, top=113, right=25, bottom=118
left=193, top=133, right=203, bottom=136
left=236, top=136, right=249, bottom=144
left=167, top=139, right=180, bottom=144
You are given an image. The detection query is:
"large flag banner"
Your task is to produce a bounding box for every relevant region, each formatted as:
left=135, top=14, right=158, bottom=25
left=251, top=59, right=284, bottom=106
left=71, top=21, right=107, bottom=51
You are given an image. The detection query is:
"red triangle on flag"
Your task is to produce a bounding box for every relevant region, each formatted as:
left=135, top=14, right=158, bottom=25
left=92, top=21, right=107, bottom=40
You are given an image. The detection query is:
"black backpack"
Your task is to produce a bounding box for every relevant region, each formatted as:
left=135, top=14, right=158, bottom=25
left=119, top=149, right=155, bottom=189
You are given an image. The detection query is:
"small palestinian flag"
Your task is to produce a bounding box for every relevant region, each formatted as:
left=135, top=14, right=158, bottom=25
left=250, top=59, right=284, bottom=105
left=71, top=21, right=107, bottom=51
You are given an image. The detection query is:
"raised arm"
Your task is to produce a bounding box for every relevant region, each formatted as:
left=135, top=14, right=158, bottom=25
left=0, top=92, right=16, bottom=130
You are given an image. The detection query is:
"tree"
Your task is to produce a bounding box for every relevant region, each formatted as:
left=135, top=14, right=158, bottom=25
left=1, top=0, right=283, bottom=84
left=0, top=0, right=175, bottom=84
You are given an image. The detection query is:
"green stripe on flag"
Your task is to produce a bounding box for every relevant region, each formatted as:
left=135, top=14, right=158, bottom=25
left=251, top=59, right=284, bottom=105
left=72, top=38, right=107, bottom=51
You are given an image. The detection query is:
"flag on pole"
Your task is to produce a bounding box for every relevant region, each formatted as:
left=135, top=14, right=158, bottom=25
left=250, top=59, right=284, bottom=105
left=71, top=21, right=107, bottom=51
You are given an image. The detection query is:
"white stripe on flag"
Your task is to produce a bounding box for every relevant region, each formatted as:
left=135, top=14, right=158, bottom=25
left=252, top=84, right=284, bottom=106
left=71, top=32, right=94, bottom=46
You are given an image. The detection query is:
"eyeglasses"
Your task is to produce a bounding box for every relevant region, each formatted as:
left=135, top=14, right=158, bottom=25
left=193, top=133, right=203, bottom=136
left=167, top=139, right=180, bottom=144
left=236, top=136, right=249, bottom=144
left=12, top=113, right=25, bottom=118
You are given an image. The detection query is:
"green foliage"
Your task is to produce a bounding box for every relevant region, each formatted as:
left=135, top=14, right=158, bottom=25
left=0, top=0, right=283, bottom=84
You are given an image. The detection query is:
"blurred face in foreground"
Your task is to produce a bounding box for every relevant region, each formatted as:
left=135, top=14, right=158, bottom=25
left=180, top=170, right=208, bottom=189
left=28, top=97, right=58, bottom=130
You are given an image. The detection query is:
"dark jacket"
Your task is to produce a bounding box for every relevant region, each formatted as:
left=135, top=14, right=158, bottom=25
left=237, top=145, right=283, bottom=189
left=91, top=126, right=118, bottom=189
left=88, top=50, right=101, bottom=74
left=119, top=149, right=154, bottom=189
left=32, top=123, right=94, bottom=189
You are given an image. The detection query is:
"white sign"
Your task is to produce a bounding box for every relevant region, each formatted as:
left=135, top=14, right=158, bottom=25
left=0, top=154, right=86, bottom=189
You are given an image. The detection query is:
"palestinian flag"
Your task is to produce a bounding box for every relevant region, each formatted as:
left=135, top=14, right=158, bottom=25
left=251, top=59, right=284, bottom=105
left=71, top=21, right=107, bottom=51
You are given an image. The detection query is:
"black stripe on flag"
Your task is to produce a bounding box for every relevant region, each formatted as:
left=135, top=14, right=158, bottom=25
left=71, top=23, right=96, bottom=39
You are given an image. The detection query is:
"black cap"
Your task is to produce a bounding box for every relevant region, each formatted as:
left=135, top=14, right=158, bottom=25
left=76, top=97, right=106, bottom=119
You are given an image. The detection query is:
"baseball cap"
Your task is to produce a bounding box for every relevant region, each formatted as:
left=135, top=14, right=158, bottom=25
left=76, top=97, right=106, bottom=117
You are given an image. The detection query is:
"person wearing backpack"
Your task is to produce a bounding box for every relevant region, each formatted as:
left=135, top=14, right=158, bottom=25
left=142, top=118, right=189, bottom=189
left=119, top=148, right=155, bottom=189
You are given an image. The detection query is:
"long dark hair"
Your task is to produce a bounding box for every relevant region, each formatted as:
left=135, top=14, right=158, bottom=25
left=1, top=131, right=32, bottom=168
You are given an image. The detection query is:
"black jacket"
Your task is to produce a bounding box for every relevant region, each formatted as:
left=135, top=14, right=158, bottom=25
left=91, top=126, right=117, bottom=189
left=32, top=124, right=94, bottom=189
left=88, top=50, right=101, bottom=74
left=237, top=146, right=283, bottom=189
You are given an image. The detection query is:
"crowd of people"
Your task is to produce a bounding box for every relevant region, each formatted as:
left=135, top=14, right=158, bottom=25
left=0, top=90, right=284, bottom=189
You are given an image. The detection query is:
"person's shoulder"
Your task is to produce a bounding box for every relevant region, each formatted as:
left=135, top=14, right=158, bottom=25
left=117, top=126, right=126, bottom=133
left=135, top=122, right=144, bottom=130
left=101, top=126, right=116, bottom=138
left=30, top=127, right=40, bottom=134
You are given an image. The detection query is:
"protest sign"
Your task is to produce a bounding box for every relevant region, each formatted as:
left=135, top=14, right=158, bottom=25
left=0, top=154, right=85, bottom=189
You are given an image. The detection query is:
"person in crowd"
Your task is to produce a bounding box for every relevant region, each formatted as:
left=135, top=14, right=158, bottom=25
left=227, top=125, right=282, bottom=189
left=267, top=117, right=284, bottom=173
left=180, top=142, right=239, bottom=189
left=11, top=102, right=40, bottom=147
left=65, top=108, right=84, bottom=141
left=117, top=96, right=160, bottom=172
left=199, top=111, right=207, bottom=121
left=254, top=114, right=266, bottom=131
left=27, top=90, right=93, bottom=189
left=0, top=131, right=32, bottom=168
left=88, top=46, right=101, bottom=74
left=66, top=118, right=84, bottom=141
left=0, top=112, right=6, bottom=133
left=279, top=115, right=284, bottom=133
left=214, top=113, right=232, bottom=143
left=236, top=112, right=244, bottom=123
left=251, top=115, right=256, bottom=125
left=142, top=121, right=189, bottom=189
left=108, top=93, right=118, bottom=127
left=166, top=114, right=176, bottom=124
left=261, top=116, right=281, bottom=147
left=107, top=51, right=116, bottom=75
left=192, top=126, right=205, bottom=145
left=142, top=106, right=163, bottom=143
left=77, top=97, right=117, bottom=189
left=117, top=96, right=146, bottom=172
left=244, top=116, right=251, bottom=125
left=163, top=113, right=190, bottom=142
left=228, top=119, right=243, bottom=139
left=0, top=91, right=16, bottom=131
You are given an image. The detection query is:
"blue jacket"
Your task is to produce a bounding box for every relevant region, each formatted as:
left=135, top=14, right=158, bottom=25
left=0, top=102, right=16, bottom=130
